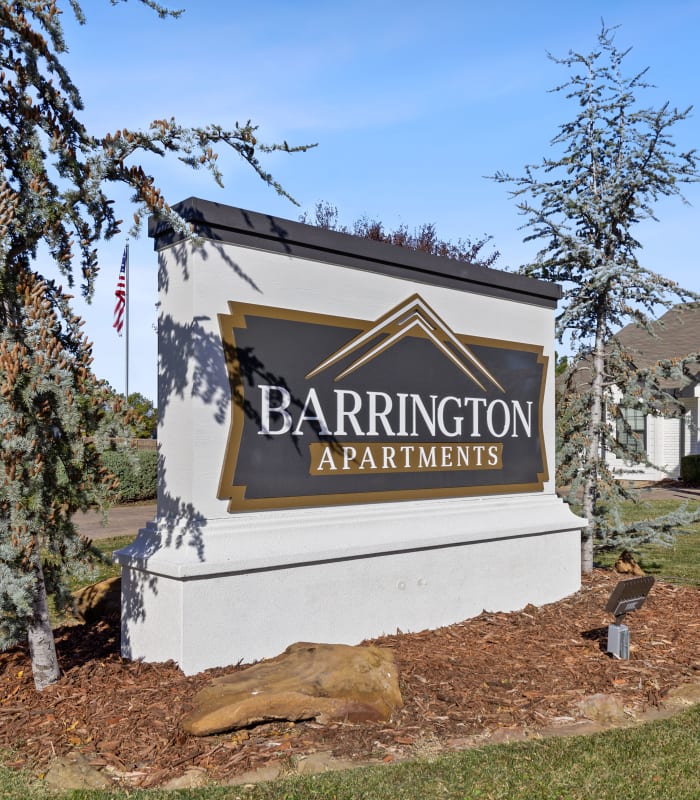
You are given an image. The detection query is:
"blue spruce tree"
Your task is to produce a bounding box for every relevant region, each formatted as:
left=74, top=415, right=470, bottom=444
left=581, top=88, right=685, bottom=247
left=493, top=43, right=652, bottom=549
left=0, top=0, right=311, bottom=689
left=493, top=25, right=700, bottom=573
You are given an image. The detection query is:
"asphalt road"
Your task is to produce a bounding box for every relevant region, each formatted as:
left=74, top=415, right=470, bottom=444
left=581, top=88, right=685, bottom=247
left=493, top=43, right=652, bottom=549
left=75, top=503, right=156, bottom=540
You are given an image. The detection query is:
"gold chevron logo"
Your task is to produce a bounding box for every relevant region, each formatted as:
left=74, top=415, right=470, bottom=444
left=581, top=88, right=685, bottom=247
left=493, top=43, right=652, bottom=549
left=305, top=294, right=505, bottom=392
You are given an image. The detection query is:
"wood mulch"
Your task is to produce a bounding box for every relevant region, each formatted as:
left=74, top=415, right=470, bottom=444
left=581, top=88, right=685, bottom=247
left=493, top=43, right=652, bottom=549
left=1, top=569, right=700, bottom=789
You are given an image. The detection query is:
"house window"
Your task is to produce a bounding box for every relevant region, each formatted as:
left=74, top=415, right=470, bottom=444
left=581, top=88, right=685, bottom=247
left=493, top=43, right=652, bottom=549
left=616, top=407, right=646, bottom=455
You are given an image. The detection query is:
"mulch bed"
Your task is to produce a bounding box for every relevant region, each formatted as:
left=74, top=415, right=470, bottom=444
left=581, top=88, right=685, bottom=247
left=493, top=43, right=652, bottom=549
left=1, top=569, right=700, bottom=788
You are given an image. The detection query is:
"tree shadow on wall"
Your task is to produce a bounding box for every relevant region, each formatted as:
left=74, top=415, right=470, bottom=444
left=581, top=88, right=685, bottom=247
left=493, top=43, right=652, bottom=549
left=121, top=239, right=245, bottom=659
left=120, top=233, right=341, bottom=660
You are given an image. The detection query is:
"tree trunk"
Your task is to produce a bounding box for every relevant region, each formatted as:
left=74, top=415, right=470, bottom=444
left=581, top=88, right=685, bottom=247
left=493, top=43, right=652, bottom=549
left=580, top=484, right=595, bottom=573
left=27, top=559, right=61, bottom=691
left=581, top=303, right=608, bottom=574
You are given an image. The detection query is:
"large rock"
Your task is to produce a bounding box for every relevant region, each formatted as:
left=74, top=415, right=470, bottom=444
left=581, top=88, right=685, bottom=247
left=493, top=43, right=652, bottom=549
left=43, top=753, right=113, bottom=791
left=578, top=693, right=627, bottom=724
left=72, top=576, right=121, bottom=623
left=664, top=681, right=700, bottom=708
left=182, top=642, right=402, bottom=736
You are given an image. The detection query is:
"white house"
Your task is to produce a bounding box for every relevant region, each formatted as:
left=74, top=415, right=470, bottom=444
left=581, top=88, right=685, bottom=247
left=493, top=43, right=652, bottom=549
left=602, top=304, right=700, bottom=481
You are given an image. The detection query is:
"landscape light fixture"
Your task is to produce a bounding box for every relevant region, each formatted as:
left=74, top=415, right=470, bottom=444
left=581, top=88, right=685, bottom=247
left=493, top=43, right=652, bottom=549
left=604, top=575, right=655, bottom=659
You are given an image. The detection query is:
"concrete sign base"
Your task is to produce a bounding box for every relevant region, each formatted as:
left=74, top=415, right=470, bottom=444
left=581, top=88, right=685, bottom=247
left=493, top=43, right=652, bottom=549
left=115, top=198, right=585, bottom=675
left=120, top=494, right=581, bottom=675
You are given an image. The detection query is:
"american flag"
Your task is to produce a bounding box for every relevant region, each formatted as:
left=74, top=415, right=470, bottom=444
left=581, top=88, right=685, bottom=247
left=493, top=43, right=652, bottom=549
left=113, top=247, right=127, bottom=335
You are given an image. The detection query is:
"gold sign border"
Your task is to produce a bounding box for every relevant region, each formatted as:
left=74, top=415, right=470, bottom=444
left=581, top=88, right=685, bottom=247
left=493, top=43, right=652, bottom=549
left=217, top=299, right=549, bottom=512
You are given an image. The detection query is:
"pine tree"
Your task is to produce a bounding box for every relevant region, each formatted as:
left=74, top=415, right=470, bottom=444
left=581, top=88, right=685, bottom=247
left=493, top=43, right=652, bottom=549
left=0, top=1, right=312, bottom=689
left=0, top=268, right=124, bottom=688
left=492, top=25, right=700, bottom=572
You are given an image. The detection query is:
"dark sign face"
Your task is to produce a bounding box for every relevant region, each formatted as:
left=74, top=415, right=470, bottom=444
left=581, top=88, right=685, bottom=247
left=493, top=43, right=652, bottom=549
left=217, top=294, right=549, bottom=511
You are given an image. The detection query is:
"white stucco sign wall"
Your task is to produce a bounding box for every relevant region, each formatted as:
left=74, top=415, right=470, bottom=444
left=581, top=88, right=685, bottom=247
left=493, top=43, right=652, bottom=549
left=116, top=198, right=585, bottom=675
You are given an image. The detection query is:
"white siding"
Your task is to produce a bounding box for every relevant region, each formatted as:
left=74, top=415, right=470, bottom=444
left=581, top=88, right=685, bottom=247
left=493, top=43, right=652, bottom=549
left=661, top=417, right=682, bottom=477
left=686, top=401, right=700, bottom=456
left=606, top=408, right=676, bottom=482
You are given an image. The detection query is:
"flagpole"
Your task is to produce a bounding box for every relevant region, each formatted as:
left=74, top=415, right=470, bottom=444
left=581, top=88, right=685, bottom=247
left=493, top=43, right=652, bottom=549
left=125, top=241, right=130, bottom=403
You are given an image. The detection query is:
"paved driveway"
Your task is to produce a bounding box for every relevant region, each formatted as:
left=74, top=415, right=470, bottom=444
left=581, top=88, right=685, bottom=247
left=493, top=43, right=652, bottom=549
left=631, top=481, right=700, bottom=502
left=75, top=503, right=156, bottom=540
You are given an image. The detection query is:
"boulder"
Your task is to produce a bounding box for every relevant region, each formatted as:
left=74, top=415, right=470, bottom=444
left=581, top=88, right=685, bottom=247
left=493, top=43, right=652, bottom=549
left=43, top=753, right=113, bottom=791
left=72, top=576, right=121, bottom=623
left=160, top=767, right=209, bottom=790
left=664, top=681, right=700, bottom=708
left=182, top=641, right=403, bottom=736
left=578, top=693, right=627, bottom=724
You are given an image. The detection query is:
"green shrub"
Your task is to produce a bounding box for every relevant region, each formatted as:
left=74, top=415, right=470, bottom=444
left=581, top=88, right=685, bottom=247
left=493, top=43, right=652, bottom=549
left=101, top=449, right=157, bottom=502
left=680, top=454, right=700, bottom=484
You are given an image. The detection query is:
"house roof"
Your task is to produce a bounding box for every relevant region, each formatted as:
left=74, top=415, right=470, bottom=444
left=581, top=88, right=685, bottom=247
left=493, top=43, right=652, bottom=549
left=614, top=303, right=700, bottom=369
left=565, top=303, right=700, bottom=395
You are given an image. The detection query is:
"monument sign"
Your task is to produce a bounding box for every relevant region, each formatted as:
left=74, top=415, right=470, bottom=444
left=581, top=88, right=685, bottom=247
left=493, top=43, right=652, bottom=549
left=116, top=198, right=585, bottom=675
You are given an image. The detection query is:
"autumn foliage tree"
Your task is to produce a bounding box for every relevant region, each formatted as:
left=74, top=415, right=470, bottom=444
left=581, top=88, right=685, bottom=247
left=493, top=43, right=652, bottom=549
left=126, top=392, right=157, bottom=439
left=0, top=0, right=311, bottom=689
left=300, top=201, right=499, bottom=268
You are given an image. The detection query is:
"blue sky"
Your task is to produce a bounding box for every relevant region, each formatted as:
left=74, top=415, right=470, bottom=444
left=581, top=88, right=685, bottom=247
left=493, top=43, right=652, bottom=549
left=54, top=0, right=700, bottom=403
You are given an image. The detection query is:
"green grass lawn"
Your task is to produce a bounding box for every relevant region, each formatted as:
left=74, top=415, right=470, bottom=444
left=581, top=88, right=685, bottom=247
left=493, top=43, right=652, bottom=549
left=2, top=706, right=700, bottom=799
left=81, top=535, right=134, bottom=585
left=79, top=535, right=133, bottom=582
left=596, top=497, right=700, bottom=586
